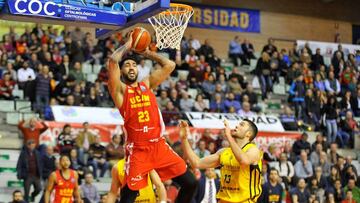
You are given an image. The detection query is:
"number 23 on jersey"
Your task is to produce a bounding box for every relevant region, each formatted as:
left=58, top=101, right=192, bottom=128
left=138, top=111, right=150, bottom=123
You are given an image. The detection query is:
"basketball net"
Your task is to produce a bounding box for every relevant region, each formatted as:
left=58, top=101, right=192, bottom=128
left=148, top=3, right=194, bottom=50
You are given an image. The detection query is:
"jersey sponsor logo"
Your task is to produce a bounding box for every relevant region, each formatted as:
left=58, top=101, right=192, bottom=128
left=140, top=85, right=146, bottom=92
left=129, top=95, right=151, bottom=109
left=131, top=174, right=144, bottom=185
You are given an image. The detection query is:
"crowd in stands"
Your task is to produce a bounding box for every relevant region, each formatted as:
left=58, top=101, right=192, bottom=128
left=1, top=24, right=360, bottom=202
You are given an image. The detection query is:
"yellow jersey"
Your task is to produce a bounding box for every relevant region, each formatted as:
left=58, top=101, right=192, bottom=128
left=216, top=143, right=262, bottom=203
left=117, top=159, right=156, bottom=203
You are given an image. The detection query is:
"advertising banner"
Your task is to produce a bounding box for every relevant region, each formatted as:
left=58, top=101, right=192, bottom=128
left=51, top=105, right=124, bottom=125
left=188, top=4, right=260, bottom=33
left=185, top=112, right=285, bottom=132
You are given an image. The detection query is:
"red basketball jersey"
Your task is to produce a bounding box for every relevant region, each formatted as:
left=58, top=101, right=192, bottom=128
left=119, top=82, right=165, bottom=143
left=54, top=170, right=76, bottom=203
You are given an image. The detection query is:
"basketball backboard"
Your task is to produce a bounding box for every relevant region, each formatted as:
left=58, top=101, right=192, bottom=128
left=0, top=0, right=169, bottom=38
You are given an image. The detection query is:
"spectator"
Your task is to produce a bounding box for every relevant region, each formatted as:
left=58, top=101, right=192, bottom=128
left=263, top=144, right=278, bottom=164
left=315, top=152, right=331, bottom=177
left=202, top=74, right=216, bottom=99
left=185, top=48, right=198, bottom=68
left=136, top=59, right=151, bottom=82
left=339, top=111, right=358, bottom=148
left=194, top=168, right=219, bottom=203
left=313, top=166, right=328, bottom=189
left=311, top=133, right=328, bottom=152
left=3, top=62, right=17, bottom=81
left=325, top=71, right=341, bottom=95
left=332, top=51, right=343, bottom=77
left=224, top=92, right=241, bottom=113
left=290, top=178, right=311, bottom=203
left=313, top=73, right=326, bottom=92
left=327, top=166, right=341, bottom=191
left=342, top=190, right=356, bottom=203
left=157, top=90, right=170, bottom=110
left=292, top=133, right=311, bottom=156
left=210, top=93, right=225, bottom=113
left=351, top=88, right=360, bottom=116
left=54, top=75, right=76, bottom=105
left=179, top=91, right=194, bottom=112
left=344, top=178, right=360, bottom=203
left=88, top=136, right=109, bottom=179
left=294, top=150, right=313, bottom=181
left=189, top=34, right=201, bottom=50
left=242, top=84, right=259, bottom=112
left=305, top=89, right=321, bottom=129
left=194, top=140, right=210, bottom=159
left=307, top=177, right=325, bottom=203
left=340, top=67, right=355, bottom=92
left=16, top=139, right=42, bottom=202
left=75, top=122, right=96, bottom=164
left=229, top=36, right=247, bottom=66
left=69, top=148, right=88, bottom=184
left=341, top=91, right=353, bottom=113
left=66, top=94, right=76, bottom=106
left=241, top=39, right=256, bottom=60
left=322, top=96, right=339, bottom=145
left=41, top=145, right=56, bottom=181
left=227, top=75, right=243, bottom=98
left=258, top=168, right=283, bottom=203
left=69, top=62, right=85, bottom=83
left=255, top=52, right=272, bottom=100
left=237, top=101, right=255, bottom=117
left=198, top=39, right=214, bottom=62
left=9, top=190, right=27, bottom=203
left=81, top=173, right=100, bottom=203
left=328, top=143, right=340, bottom=164
left=0, top=72, right=16, bottom=100
left=311, top=48, right=324, bottom=70
left=212, top=83, right=226, bottom=101
left=84, top=86, right=101, bottom=107
left=326, top=179, right=345, bottom=203
left=106, top=134, right=124, bottom=168
left=57, top=123, right=75, bottom=155
left=310, top=143, right=323, bottom=166
left=262, top=38, right=278, bottom=56
left=279, top=106, right=298, bottom=131
left=300, top=48, right=312, bottom=65
left=35, top=65, right=51, bottom=115
left=194, top=94, right=209, bottom=112
left=18, top=117, right=48, bottom=147
left=289, top=75, right=306, bottom=119
left=162, top=101, right=181, bottom=126
left=274, top=152, right=294, bottom=190
left=17, top=61, right=36, bottom=90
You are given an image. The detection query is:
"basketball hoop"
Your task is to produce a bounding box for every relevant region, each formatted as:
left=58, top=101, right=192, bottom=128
left=148, top=3, right=193, bottom=50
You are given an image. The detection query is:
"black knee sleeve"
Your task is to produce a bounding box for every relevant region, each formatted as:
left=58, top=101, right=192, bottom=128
left=119, top=184, right=139, bottom=203
left=172, top=169, right=198, bottom=203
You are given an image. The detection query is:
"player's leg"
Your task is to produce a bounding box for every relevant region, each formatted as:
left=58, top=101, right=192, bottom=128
left=119, top=184, right=139, bottom=203
left=31, top=176, right=42, bottom=200
left=171, top=169, right=197, bottom=203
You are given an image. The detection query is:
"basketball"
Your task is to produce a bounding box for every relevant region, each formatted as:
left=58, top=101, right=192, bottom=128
left=131, top=27, right=151, bottom=52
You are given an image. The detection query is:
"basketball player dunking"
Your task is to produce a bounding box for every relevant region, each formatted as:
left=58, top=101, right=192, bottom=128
left=180, top=119, right=262, bottom=203
left=45, top=155, right=82, bottom=203
left=106, top=31, right=197, bottom=203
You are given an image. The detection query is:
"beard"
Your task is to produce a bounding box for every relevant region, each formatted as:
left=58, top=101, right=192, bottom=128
left=123, top=73, right=138, bottom=83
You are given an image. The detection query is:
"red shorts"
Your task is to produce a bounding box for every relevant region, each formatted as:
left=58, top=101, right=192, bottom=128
left=125, top=138, right=187, bottom=190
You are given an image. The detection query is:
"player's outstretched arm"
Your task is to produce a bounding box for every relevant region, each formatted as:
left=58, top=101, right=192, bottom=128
left=223, top=120, right=260, bottom=165
left=73, top=172, right=83, bottom=203
left=44, top=172, right=56, bottom=203
left=107, top=32, right=132, bottom=108
left=179, top=120, right=220, bottom=169
left=149, top=170, right=167, bottom=202
left=106, top=165, right=121, bottom=203
left=141, top=50, right=176, bottom=89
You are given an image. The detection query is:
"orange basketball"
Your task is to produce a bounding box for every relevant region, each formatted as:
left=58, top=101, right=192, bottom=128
left=131, top=27, right=151, bottom=52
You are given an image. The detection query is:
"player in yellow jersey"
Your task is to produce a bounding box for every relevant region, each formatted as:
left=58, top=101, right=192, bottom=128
left=106, top=159, right=167, bottom=203
left=180, top=119, right=262, bottom=203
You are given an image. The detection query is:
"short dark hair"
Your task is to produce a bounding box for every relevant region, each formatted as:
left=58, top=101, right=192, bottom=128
left=60, top=154, right=70, bottom=161
left=119, top=55, right=138, bottom=69
left=13, top=190, right=21, bottom=196
left=244, top=119, right=258, bottom=141
left=269, top=167, right=278, bottom=174
left=83, top=122, right=89, bottom=126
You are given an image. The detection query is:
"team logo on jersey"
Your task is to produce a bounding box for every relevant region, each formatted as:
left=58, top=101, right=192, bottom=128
left=128, top=89, right=134, bottom=93
left=140, top=85, right=146, bottom=92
